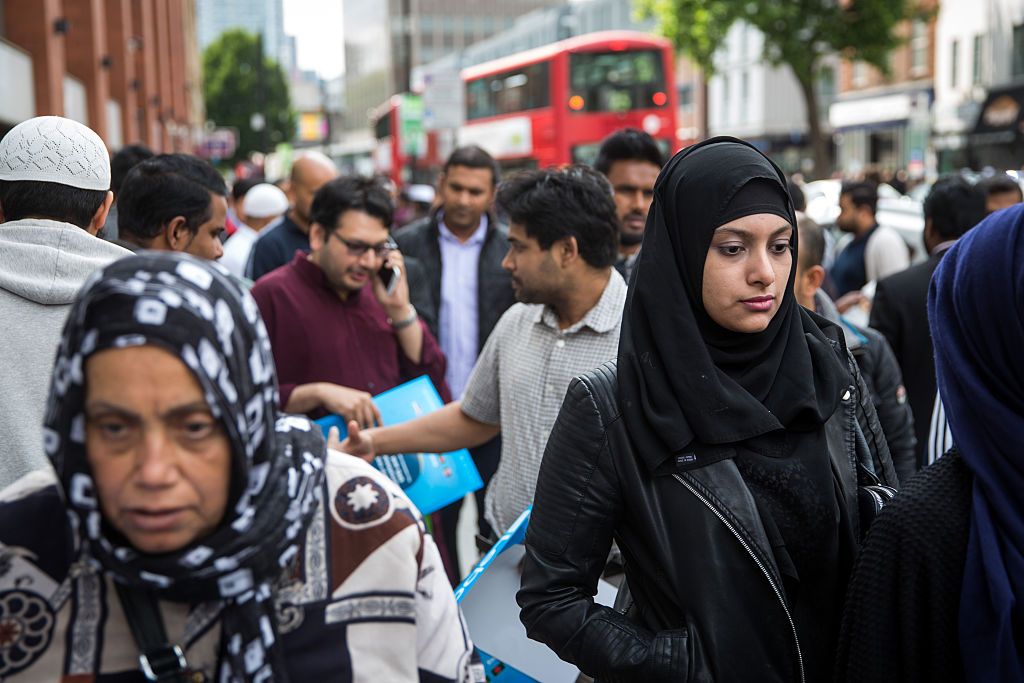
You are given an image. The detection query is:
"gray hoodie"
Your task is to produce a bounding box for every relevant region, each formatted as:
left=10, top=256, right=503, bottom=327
left=0, top=219, right=130, bottom=488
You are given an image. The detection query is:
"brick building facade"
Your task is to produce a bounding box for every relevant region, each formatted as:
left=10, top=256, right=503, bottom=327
left=0, top=0, right=203, bottom=153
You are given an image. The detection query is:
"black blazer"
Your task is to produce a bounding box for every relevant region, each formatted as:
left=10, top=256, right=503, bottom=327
left=869, top=252, right=944, bottom=470
left=395, top=211, right=516, bottom=353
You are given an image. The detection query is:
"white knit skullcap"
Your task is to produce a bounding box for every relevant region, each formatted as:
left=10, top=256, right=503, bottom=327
left=405, top=184, right=435, bottom=204
left=0, top=116, right=111, bottom=191
left=242, top=183, right=289, bottom=218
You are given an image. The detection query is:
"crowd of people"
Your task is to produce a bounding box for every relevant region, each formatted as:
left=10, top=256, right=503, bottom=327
left=0, top=113, right=1022, bottom=682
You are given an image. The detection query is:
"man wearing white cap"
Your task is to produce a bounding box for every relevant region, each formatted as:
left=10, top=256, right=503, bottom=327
left=0, top=116, right=131, bottom=488
left=220, top=182, right=289, bottom=278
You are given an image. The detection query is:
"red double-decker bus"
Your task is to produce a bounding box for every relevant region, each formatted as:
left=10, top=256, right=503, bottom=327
left=459, top=31, right=678, bottom=170
left=371, top=94, right=441, bottom=187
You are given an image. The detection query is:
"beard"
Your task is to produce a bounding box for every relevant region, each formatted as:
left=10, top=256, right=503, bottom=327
left=620, top=230, right=644, bottom=246
left=510, top=275, right=549, bottom=305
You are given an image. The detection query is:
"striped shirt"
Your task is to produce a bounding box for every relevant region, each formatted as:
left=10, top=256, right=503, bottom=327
left=460, top=270, right=627, bottom=534
left=928, top=394, right=954, bottom=465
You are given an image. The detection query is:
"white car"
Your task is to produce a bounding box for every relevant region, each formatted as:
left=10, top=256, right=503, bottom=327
left=802, top=179, right=926, bottom=263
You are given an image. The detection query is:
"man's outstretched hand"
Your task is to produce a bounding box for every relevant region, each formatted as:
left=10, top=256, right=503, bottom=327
left=332, top=420, right=377, bottom=462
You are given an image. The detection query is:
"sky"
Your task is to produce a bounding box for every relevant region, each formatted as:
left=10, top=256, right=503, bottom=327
left=283, top=0, right=346, bottom=80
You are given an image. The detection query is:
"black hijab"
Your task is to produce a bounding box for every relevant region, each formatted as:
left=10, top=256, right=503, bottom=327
left=618, top=137, right=850, bottom=469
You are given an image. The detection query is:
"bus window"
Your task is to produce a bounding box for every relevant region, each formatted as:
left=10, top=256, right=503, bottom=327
left=374, top=110, right=392, bottom=140
left=466, top=61, right=551, bottom=120
left=569, top=50, right=666, bottom=113
left=572, top=137, right=673, bottom=166
left=466, top=79, right=493, bottom=120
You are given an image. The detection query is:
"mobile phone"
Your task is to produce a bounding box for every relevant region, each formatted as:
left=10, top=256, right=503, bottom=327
left=379, top=263, right=401, bottom=296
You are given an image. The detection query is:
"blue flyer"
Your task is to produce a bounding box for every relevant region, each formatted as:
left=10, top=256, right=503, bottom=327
left=315, top=375, right=483, bottom=515
left=455, top=510, right=617, bottom=682
left=455, top=510, right=541, bottom=682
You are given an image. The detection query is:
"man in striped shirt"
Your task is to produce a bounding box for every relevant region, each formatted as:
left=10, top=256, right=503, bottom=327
left=338, top=166, right=627, bottom=537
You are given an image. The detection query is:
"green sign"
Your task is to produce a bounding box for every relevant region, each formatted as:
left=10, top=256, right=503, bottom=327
left=275, top=142, right=294, bottom=172
left=399, top=94, right=425, bottom=157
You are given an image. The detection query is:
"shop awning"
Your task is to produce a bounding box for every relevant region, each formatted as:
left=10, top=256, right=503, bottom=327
left=971, top=81, right=1024, bottom=145
left=828, top=89, right=931, bottom=131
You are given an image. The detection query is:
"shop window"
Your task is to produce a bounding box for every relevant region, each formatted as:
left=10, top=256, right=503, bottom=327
left=678, top=83, right=693, bottom=109
left=721, top=74, right=730, bottom=122
left=973, top=34, right=984, bottom=85
left=853, top=62, right=868, bottom=87
left=740, top=71, right=749, bottom=120
left=911, top=19, right=928, bottom=75
left=1013, top=25, right=1024, bottom=77
left=951, top=39, right=959, bottom=88
left=816, top=66, right=836, bottom=121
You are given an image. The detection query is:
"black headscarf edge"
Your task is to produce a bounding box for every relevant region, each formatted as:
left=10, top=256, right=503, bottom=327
left=618, top=137, right=850, bottom=469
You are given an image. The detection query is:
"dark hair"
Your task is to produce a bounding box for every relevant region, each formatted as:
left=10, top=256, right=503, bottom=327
left=787, top=178, right=806, bottom=212
left=117, top=154, right=228, bottom=241
left=924, top=176, right=987, bottom=241
left=976, top=174, right=1023, bottom=201
left=496, top=166, right=619, bottom=268
left=840, top=181, right=878, bottom=214
left=0, top=180, right=107, bottom=229
left=443, top=145, right=500, bottom=185
left=110, top=144, right=153, bottom=196
left=232, top=177, right=262, bottom=202
left=796, top=215, right=826, bottom=270
left=310, top=176, right=394, bottom=232
left=593, top=128, right=665, bottom=175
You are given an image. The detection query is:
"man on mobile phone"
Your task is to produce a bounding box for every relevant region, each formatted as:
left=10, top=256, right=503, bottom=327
left=251, top=176, right=449, bottom=426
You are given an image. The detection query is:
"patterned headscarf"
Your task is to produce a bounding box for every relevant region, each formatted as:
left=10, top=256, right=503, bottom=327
left=43, top=252, right=325, bottom=682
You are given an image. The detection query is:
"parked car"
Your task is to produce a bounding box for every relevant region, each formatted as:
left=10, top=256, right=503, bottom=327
left=803, top=179, right=926, bottom=264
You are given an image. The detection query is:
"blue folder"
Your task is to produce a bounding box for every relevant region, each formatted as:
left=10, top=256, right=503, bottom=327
left=315, top=375, right=483, bottom=515
left=455, top=509, right=538, bottom=682
left=456, top=509, right=618, bottom=682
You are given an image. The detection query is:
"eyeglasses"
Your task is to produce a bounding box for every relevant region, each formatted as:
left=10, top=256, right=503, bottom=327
left=329, top=233, right=396, bottom=258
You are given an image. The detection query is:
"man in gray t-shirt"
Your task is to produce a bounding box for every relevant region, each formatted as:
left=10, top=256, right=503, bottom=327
left=339, top=166, right=626, bottom=536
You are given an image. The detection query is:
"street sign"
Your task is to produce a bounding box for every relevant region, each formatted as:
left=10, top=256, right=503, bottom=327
left=298, top=112, right=328, bottom=142
left=399, top=93, right=425, bottom=157
left=422, top=69, right=465, bottom=131
left=195, top=128, right=238, bottom=160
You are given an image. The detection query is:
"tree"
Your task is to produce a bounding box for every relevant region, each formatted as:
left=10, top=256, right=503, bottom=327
left=637, top=0, right=917, bottom=176
left=202, top=30, right=296, bottom=162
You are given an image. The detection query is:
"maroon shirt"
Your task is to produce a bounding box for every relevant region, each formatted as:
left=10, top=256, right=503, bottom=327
left=252, top=251, right=450, bottom=413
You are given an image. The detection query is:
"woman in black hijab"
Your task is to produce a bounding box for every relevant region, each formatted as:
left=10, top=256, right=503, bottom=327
left=517, top=137, right=897, bottom=682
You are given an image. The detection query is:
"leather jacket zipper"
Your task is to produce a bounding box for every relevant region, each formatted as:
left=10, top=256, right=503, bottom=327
left=672, top=474, right=805, bottom=683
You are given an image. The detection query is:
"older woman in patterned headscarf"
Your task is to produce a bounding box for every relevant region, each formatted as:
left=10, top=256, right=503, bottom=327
left=0, top=252, right=476, bottom=682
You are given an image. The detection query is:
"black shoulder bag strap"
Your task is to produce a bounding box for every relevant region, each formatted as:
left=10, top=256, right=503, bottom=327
left=114, top=581, right=190, bottom=682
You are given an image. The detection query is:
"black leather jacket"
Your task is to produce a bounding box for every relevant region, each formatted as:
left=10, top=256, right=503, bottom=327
left=814, top=291, right=917, bottom=485
left=518, top=335, right=897, bottom=682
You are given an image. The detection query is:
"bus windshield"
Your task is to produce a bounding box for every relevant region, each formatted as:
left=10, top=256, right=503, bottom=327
left=569, top=49, right=666, bottom=113
left=374, top=110, right=392, bottom=140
